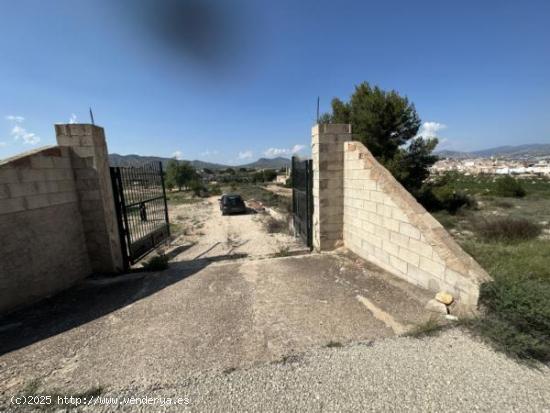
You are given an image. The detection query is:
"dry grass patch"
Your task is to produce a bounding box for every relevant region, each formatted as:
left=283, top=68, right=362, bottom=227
left=475, top=217, right=542, bottom=243
left=405, top=317, right=445, bottom=338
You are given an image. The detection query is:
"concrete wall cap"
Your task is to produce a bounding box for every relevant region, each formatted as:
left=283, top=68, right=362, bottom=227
left=0, top=146, right=58, bottom=168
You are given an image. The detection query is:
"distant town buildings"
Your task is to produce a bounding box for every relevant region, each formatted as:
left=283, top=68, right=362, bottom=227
left=431, top=158, right=550, bottom=176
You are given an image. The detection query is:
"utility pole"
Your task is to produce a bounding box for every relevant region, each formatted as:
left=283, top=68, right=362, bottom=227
left=89, top=107, right=95, bottom=125
left=316, top=96, right=320, bottom=123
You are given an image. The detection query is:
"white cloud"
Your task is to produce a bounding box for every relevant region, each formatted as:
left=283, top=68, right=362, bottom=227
left=291, top=144, right=305, bottom=153
left=171, top=150, right=183, bottom=160
left=69, top=114, right=78, bottom=124
left=418, top=121, right=447, bottom=138
left=263, top=144, right=305, bottom=158
left=5, top=115, right=24, bottom=123
left=238, top=150, right=253, bottom=160
left=11, top=125, right=40, bottom=145
left=5, top=116, right=40, bottom=145
left=264, top=148, right=286, bottom=157
left=200, top=149, right=219, bottom=157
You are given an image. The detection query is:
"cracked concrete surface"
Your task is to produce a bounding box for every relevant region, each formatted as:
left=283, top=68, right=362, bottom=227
left=0, top=252, right=433, bottom=399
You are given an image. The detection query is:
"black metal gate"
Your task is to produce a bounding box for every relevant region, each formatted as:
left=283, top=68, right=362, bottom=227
left=291, top=156, right=313, bottom=248
left=110, top=162, right=170, bottom=269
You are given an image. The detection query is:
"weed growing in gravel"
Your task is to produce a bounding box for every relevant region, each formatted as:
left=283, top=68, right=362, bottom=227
left=20, top=378, right=41, bottom=396
left=325, top=341, right=343, bottom=348
left=166, top=192, right=202, bottom=205
left=222, top=367, right=237, bottom=375
left=278, top=354, right=302, bottom=364
left=264, top=217, right=288, bottom=234
left=274, top=246, right=291, bottom=257
left=142, top=254, right=169, bottom=271
left=405, top=317, right=445, bottom=338
left=170, top=222, right=189, bottom=238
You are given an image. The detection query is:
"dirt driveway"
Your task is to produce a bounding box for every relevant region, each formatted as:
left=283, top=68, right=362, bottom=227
left=169, top=196, right=305, bottom=261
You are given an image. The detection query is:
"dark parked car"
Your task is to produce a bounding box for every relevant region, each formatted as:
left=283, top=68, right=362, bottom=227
left=219, top=194, right=247, bottom=215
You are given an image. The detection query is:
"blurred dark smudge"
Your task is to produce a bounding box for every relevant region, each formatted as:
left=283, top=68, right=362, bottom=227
left=114, top=0, right=252, bottom=71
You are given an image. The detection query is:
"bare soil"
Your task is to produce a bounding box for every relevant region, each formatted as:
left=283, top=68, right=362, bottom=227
left=168, top=196, right=304, bottom=261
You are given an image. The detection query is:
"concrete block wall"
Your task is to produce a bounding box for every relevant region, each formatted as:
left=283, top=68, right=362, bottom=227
left=0, top=124, right=124, bottom=314
left=0, top=146, right=91, bottom=313
left=311, top=124, right=352, bottom=251
left=342, top=141, right=491, bottom=306
left=55, top=124, right=124, bottom=274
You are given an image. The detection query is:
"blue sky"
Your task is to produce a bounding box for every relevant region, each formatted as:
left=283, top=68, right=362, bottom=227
left=1, top=0, right=549, bottom=164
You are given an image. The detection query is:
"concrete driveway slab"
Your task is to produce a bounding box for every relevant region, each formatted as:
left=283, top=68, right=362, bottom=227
left=0, top=252, right=432, bottom=397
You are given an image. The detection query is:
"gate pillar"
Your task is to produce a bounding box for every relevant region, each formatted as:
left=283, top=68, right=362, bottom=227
left=55, top=124, right=124, bottom=273
left=311, top=124, right=351, bottom=251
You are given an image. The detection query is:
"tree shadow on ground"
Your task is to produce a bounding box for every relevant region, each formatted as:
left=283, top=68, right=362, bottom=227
left=0, top=253, right=247, bottom=356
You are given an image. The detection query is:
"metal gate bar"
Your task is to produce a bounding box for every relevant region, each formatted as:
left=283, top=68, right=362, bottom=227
left=110, top=162, right=170, bottom=269
left=291, top=156, right=313, bottom=248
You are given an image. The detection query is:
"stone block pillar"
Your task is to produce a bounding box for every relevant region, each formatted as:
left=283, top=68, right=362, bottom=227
left=55, top=124, right=124, bottom=273
left=311, top=123, right=352, bottom=251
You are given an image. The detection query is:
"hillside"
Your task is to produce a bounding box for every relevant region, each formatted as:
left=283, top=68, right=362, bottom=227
left=108, top=154, right=291, bottom=170
left=108, top=154, right=227, bottom=170
left=436, top=143, right=550, bottom=160
left=239, top=157, right=291, bottom=169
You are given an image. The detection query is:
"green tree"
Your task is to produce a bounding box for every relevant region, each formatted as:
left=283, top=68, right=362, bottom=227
left=252, top=169, right=277, bottom=183
left=385, top=137, right=439, bottom=192
left=165, top=160, right=198, bottom=191
left=165, top=160, right=179, bottom=190
left=321, top=82, right=438, bottom=194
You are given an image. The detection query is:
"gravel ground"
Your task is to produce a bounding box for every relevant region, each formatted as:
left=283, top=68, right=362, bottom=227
left=70, top=329, right=550, bottom=412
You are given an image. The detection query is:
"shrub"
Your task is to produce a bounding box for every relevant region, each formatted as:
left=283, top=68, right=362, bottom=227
left=274, top=245, right=291, bottom=257
left=474, top=277, right=550, bottom=362
left=495, top=176, right=526, bottom=198
left=475, top=217, right=541, bottom=243
left=208, top=184, right=222, bottom=196
left=142, top=254, right=169, bottom=271
left=284, top=176, right=293, bottom=188
left=189, top=180, right=206, bottom=197
left=264, top=217, right=288, bottom=234
left=416, top=186, right=443, bottom=212
left=418, top=184, right=474, bottom=215
left=461, top=240, right=550, bottom=362
left=405, top=317, right=445, bottom=338
left=493, top=200, right=513, bottom=208
left=437, top=188, right=475, bottom=215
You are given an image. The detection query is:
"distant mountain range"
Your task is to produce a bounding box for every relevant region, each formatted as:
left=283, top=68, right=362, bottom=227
left=238, top=157, right=291, bottom=169
left=108, top=154, right=291, bottom=170
left=436, top=143, right=550, bottom=160
left=109, top=143, right=549, bottom=169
